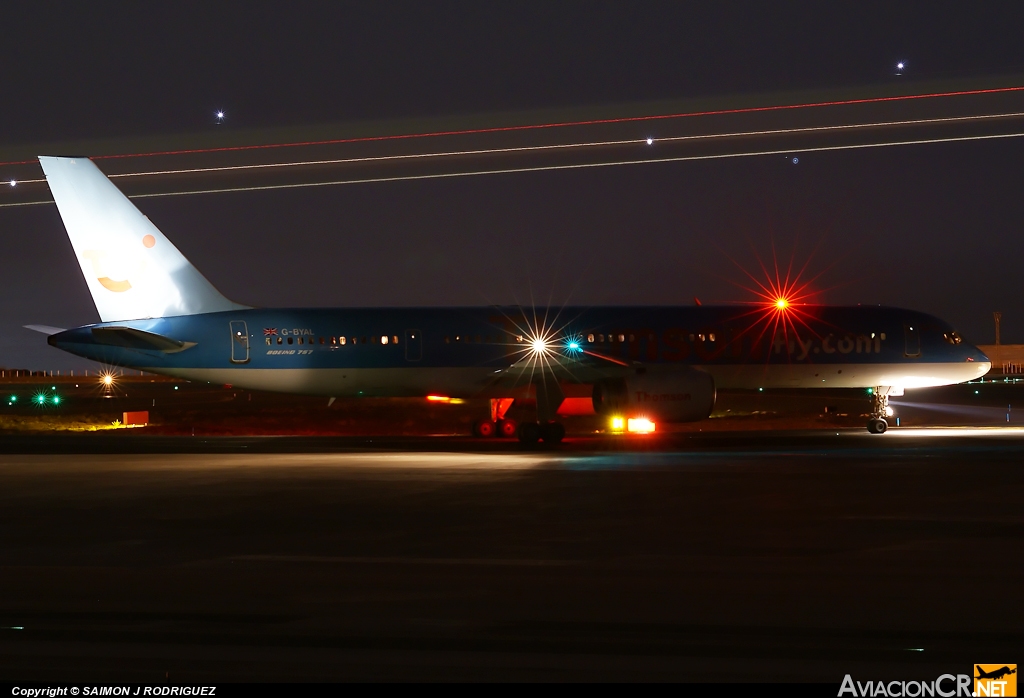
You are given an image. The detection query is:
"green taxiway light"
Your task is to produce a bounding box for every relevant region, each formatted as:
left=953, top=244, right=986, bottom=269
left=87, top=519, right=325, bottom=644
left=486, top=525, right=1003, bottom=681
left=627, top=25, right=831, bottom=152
left=52, top=396, right=61, bottom=405
left=9, top=395, right=16, bottom=402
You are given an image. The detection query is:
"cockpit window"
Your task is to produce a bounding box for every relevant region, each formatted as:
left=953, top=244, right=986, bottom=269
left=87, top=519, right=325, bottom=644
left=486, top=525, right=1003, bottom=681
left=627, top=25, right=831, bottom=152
left=943, top=331, right=963, bottom=345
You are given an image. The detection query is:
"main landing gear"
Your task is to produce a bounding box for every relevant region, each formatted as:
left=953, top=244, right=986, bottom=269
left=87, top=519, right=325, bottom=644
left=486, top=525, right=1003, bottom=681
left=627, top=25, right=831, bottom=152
left=867, top=388, right=889, bottom=434
left=516, top=421, right=565, bottom=445
left=516, top=379, right=567, bottom=445
left=471, top=417, right=564, bottom=443
left=472, top=383, right=568, bottom=445
left=473, top=417, right=518, bottom=438
left=472, top=398, right=518, bottom=439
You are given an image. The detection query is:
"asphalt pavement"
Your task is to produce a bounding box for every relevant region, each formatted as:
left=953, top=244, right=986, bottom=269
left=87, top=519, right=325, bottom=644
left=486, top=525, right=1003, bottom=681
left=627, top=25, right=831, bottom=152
left=0, top=429, right=1020, bottom=681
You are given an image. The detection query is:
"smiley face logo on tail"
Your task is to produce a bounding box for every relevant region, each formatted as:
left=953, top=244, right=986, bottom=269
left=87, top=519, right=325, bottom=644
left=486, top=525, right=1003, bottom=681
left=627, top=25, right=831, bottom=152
left=81, top=236, right=156, bottom=293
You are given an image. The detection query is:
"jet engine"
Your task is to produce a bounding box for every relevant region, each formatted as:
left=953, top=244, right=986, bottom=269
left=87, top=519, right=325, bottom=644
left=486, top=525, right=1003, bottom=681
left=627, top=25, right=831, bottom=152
left=592, top=368, right=716, bottom=423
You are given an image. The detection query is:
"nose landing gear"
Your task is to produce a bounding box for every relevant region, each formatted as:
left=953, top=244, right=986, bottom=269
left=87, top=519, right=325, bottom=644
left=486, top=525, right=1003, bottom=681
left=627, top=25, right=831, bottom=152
left=866, top=388, right=891, bottom=434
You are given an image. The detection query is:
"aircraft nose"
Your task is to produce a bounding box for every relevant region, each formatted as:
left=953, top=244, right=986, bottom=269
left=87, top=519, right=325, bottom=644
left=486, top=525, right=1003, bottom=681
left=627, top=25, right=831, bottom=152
left=966, top=343, right=992, bottom=377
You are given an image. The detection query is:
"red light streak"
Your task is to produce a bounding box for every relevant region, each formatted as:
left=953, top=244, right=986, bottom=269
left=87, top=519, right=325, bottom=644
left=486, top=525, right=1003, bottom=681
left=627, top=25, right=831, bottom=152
left=5, top=127, right=1024, bottom=209
left=10, top=109, right=1023, bottom=186
left=2, top=84, right=1022, bottom=167
left=580, top=349, right=630, bottom=367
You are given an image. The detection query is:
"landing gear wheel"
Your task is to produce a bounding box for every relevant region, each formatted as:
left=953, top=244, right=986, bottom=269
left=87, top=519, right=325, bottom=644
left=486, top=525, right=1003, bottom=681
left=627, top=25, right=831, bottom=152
left=867, top=388, right=892, bottom=434
left=540, top=422, right=565, bottom=444
left=473, top=419, right=496, bottom=438
left=496, top=418, right=518, bottom=438
left=517, top=421, right=541, bottom=444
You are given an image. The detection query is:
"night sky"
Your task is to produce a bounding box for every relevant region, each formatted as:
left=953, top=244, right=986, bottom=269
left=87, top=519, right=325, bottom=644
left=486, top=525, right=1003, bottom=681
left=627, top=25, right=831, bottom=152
left=3, top=2, right=1024, bottom=369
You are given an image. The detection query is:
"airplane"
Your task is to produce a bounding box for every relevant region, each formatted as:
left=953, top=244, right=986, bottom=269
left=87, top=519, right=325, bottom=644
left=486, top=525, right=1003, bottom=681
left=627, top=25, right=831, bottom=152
left=976, top=666, right=1017, bottom=681
left=32, top=156, right=991, bottom=441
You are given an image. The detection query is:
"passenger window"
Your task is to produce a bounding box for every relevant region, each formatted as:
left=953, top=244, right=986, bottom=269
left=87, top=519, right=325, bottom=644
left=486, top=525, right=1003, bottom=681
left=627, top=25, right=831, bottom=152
left=361, top=337, right=366, bottom=345
left=587, top=334, right=594, bottom=343
left=277, top=337, right=283, bottom=345
left=319, top=337, right=325, bottom=345
left=598, top=334, right=604, bottom=342
left=475, top=335, right=482, bottom=343
left=340, top=336, right=347, bottom=345
left=880, top=333, right=886, bottom=340
left=298, top=337, right=304, bottom=345
left=628, top=334, right=635, bottom=342
left=287, top=337, right=293, bottom=345
left=381, top=335, right=389, bottom=345
left=618, top=334, right=625, bottom=343
left=393, top=335, right=399, bottom=345
left=265, top=338, right=271, bottom=346
left=331, top=337, right=336, bottom=345
left=709, top=333, right=716, bottom=342
left=455, top=335, right=461, bottom=342
left=445, top=336, right=450, bottom=344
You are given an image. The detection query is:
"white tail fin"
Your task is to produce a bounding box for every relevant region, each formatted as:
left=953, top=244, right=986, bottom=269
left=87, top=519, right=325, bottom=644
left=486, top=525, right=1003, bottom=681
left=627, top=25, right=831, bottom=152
left=39, top=156, right=248, bottom=322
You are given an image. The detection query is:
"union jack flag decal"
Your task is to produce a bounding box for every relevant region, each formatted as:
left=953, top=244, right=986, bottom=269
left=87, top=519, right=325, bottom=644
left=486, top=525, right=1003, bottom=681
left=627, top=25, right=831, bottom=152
left=263, top=328, right=278, bottom=336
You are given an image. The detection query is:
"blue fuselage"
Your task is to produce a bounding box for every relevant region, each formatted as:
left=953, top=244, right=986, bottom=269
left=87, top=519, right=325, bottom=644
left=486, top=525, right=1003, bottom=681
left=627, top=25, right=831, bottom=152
left=49, top=305, right=990, bottom=397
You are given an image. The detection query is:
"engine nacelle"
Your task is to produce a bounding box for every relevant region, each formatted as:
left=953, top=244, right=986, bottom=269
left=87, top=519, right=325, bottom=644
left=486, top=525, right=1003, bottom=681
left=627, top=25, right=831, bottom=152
left=592, top=369, right=716, bottom=423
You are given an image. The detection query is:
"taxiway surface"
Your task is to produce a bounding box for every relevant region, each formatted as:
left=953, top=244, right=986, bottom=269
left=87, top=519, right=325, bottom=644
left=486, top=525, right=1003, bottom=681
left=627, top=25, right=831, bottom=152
left=1, top=429, right=1021, bottom=681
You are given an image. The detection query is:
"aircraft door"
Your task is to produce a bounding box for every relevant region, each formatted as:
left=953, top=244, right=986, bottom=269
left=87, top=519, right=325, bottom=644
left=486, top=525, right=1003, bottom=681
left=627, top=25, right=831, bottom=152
left=230, top=320, right=250, bottom=363
left=405, top=329, right=422, bottom=362
left=904, top=322, right=921, bottom=358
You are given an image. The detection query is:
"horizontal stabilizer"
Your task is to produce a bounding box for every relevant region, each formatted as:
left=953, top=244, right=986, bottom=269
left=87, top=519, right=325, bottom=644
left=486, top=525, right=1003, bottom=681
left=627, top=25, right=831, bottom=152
left=90, top=326, right=197, bottom=353
left=24, top=324, right=66, bottom=335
